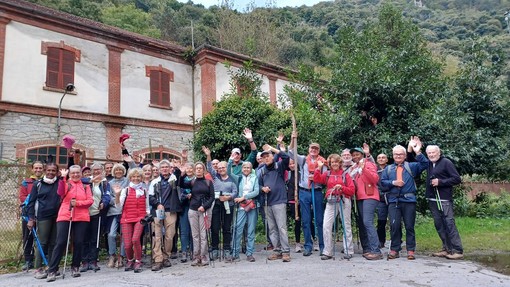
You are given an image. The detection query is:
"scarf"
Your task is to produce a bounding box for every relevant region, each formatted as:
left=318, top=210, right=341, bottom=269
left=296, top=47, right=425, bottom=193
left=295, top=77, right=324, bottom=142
left=42, top=176, right=57, bottom=184
left=129, top=182, right=145, bottom=198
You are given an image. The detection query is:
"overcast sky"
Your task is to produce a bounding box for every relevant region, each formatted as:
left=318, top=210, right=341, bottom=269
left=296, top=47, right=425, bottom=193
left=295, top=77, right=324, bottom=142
left=177, top=0, right=331, bottom=10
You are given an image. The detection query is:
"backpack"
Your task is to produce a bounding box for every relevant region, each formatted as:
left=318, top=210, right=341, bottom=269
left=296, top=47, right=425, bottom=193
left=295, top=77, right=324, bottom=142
left=21, top=181, right=42, bottom=222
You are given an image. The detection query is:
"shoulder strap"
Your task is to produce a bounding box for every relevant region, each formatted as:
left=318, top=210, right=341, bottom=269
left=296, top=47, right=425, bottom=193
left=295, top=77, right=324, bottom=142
left=325, top=170, right=331, bottom=183
left=403, top=162, right=414, bottom=178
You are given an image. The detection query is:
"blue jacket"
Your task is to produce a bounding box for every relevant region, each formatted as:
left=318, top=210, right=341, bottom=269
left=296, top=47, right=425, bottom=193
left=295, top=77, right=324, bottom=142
left=380, top=153, right=428, bottom=203
left=258, top=152, right=289, bottom=206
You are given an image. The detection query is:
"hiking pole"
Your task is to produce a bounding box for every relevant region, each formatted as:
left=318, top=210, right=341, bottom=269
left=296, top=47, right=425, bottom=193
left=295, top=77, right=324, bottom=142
left=352, top=196, right=361, bottom=249
left=332, top=194, right=338, bottom=260
left=433, top=182, right=452, bottom=252
left=339, top=196, right=350, bottom=261
left=231, top=203, right=238, bottom=263
left=32, top=227, right=49, bottom=266
left=17, top=229, right=32, bottom=271
left=203, top=210, right=214, bottom=267
left=63, top=198, right=75, bottom=279
left=311, top=182, right=319, bottom=247
left=264, top=194, right=269, bottom=264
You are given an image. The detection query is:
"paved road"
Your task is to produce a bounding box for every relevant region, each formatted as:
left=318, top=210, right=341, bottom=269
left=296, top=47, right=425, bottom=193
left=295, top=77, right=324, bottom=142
left=2, top=247, right=509, bottom=287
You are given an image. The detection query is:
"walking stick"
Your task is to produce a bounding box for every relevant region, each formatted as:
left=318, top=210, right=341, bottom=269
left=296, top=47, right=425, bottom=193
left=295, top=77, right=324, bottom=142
left=32, top=227, right=49, bottom=266
left=434, top=183, right=452, bottom=251
left=203, top=210, right=214, bottom=267
left=311, top=182, right=318, bottom=245
left=291, top=113, right=299, bottom=221
left=63, top=199, right=75, bottom=279
left=231, top=203, right=238, bottom=263
left=332, top=195, right=338, bottom=260
left=264, top=194, right=269, bottom=264
left=17, top=228, right=32, bottom=271
left=339, top=196, right=350, bottom=260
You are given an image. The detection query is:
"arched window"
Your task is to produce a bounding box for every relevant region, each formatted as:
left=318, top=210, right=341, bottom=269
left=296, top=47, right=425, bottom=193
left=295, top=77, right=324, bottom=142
left=140, top=151, right=180, bottom=164
left=27, top=146, right=69, bottom=165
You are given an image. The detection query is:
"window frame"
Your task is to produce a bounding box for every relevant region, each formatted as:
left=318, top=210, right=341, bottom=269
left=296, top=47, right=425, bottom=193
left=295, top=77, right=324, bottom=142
left=41, top=41, right=81, bottom=92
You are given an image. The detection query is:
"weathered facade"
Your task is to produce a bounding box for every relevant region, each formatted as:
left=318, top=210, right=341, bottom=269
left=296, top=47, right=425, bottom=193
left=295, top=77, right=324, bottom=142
left=0, top=0, right=290, bottom=165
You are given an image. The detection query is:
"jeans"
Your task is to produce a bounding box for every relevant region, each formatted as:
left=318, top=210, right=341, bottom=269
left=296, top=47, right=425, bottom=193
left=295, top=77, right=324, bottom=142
left=179, top=205, right=192, bottom=253
left=81, top=214, right=100, bottom=263
left=357, top=199, right=381, bottom=254
left=428, top=200, right=463, bottom=254
left=376, top=200, right=388, bottom=246
left=106, top=215, right=125, bottom=257
left=388, top=202, right=416, bottom=252
left=299, top=188, right=324, bottom=252
left=34, top=218, right=57, bottom=268
left=267, top=203, right=290, bottom=253
left=48, top=221, right=88, bottom=273
left=233, top=207, right=258, bottom=257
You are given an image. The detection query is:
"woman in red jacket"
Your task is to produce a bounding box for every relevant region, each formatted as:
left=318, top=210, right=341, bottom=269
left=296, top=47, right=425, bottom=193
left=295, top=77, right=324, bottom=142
left=113, top=167, right=149, bottom=273
left=46, top=165, right=93, bottom=282
left=313, top=154, right=355, bottom=260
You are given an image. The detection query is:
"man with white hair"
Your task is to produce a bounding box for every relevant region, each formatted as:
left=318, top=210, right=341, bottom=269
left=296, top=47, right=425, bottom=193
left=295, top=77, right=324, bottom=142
left=380, top=137, right=428, bottom=260
left=425, top=145, right=463, bottom=260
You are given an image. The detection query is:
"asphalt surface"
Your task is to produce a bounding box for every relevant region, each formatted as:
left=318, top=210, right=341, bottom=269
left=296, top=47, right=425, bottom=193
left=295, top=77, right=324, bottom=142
left=2, top=246, right=509, bottom=287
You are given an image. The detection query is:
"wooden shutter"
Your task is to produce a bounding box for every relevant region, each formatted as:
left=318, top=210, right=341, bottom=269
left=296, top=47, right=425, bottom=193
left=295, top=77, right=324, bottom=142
left=160, top=71, right=170, bottom=107
left=46, top=48, right=60, bottom=88
left=149, top=70, right=170, bottom=107
left=150, top=71, right=160, bottom=105
left=46, top=47, right=75, bottom=89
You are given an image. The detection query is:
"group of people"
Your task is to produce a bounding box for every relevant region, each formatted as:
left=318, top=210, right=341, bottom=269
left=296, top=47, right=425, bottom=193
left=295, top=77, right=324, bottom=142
left=18, top=129, right=464, bottom=282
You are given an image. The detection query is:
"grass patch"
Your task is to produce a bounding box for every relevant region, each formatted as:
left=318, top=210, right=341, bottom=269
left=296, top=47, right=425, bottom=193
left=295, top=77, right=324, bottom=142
left=415, top=216, right=510, bottom=253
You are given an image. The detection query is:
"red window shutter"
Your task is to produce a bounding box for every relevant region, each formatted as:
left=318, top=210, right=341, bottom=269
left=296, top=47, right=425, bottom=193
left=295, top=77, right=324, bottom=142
left=150, top=72, right=160, bottom=105
left=62, top=50, right=75, bottom=88
left=160, top=72, right=170, bottom=107
left=46, top=48, right=60, bottom=88
left=45, top=47, right=75, bottom=90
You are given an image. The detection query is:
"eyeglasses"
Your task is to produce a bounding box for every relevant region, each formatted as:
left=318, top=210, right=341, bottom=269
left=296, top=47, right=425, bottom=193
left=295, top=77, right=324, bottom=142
left=393, top=153, right=406, bottom=157
left=217, top=167, right=226, bottom=170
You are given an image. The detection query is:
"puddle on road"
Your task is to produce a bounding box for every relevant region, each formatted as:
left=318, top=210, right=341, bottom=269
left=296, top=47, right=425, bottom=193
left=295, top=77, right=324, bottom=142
left=467, top=253, right=510, bottom=276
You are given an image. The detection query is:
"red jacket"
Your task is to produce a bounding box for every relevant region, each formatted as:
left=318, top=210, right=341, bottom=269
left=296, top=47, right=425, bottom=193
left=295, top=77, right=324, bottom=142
left=121, top=187, right=147, bottom=224
left=19, top=177, right=38, bottom=203
left=351, top=161, right=380, bottom=201
left=313, top=169, right=355, bottom=199
left=57, top=179, right=93, bottom=222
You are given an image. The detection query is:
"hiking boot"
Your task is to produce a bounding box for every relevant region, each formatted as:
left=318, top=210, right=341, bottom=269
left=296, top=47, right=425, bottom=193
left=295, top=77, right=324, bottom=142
left=22, top=260, right=33, bottom=271
left=180, top=252, right=188, bottom=263
left=282, top=253, right=291, bottom=262
left=387, top=250, right=400, bottom=259
left=264, top=243, right=274, bottom=251
left=133, top=261, right=142, bottom=273
left=107, top=255, right=116, bottom=268
left=115, top=256, right=125, bottom=268
left=445, top=253, right=464, bottom=260
left=433, top=250, right=449, bottom=257
left=200, top=255, right=209, bottom=266
left=151, top=262, right=162, bottom=271
left=365, top=253, right=383, bottom=260
left=268, top=252, right=283, bottom=260
left=170, top=252, right=178, bottom=259
left=303, top=249, right=312, bottom=256
left=79, top=261, right=89, bottom=272
left=407, top=251, right=416, bottom=260
left=34, top=268, right=47, bottom=279
left=46, top=271, right=56, bottom=282
left=125, top=260, right=134, bottom=271
left=90, top=261, right=100, bottom=271
left=71, top=266, right=81, bottom=278
left=313, top=240, right=319, bottom=251
left=211, top=250, right=219, bottom=261
left=191, top=257, right=201, bottom=267
left=163, top=259, right=172, bottom=268
left=321, top=254, right=333, bottom=260
left=246, top=255, right=255, bottom=262
left=224, top=250, right=233, bottom=262
left=295, top=243, right=302, bottom=253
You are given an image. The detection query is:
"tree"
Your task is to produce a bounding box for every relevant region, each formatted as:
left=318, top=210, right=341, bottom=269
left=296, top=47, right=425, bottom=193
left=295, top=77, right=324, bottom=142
left=101, top=4, right=161, bottom=38
left=192, top=62, right=291, bottom=161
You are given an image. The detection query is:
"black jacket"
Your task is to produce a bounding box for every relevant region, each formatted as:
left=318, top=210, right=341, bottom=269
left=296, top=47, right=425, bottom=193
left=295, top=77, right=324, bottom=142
left=27, top=179, right=61, bottom=221
left=425, top=156, right=461, bottom=201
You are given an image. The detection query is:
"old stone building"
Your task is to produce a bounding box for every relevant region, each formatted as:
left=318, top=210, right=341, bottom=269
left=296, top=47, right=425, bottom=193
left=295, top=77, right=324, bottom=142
left=0, top=0, right=290, bottom=165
